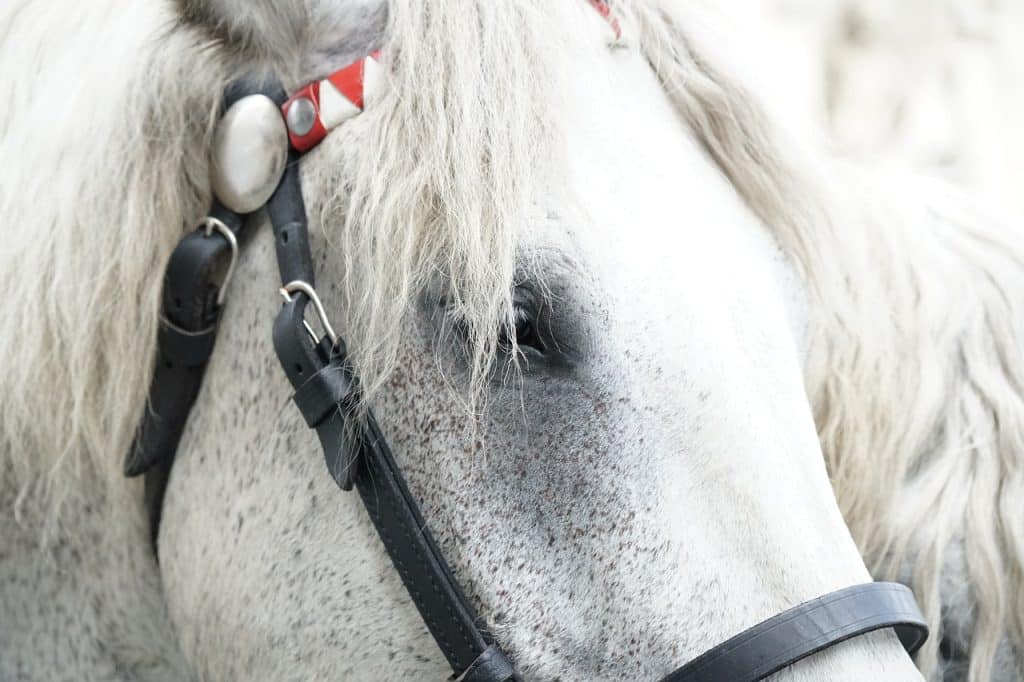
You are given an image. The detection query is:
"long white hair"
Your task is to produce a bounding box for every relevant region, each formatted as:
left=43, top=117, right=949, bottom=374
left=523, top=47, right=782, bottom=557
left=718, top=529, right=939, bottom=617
left=2, top=1, right=1021, bottom=679
left=0, top=2, right=223, bottom=528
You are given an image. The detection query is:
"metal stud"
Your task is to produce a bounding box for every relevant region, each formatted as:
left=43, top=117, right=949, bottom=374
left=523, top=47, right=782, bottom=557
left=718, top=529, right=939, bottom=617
left=286, top=97, right=318, bottom=137
left=210, top=94, right=289, bottom=214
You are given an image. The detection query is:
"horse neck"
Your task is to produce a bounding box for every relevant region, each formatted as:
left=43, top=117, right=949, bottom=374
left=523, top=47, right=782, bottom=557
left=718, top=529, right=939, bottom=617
left=805, top=167, right=1024, bottom=673
left=0, top=458, right=189, bottom=678
left=807, top=169, right=1022, bottom=555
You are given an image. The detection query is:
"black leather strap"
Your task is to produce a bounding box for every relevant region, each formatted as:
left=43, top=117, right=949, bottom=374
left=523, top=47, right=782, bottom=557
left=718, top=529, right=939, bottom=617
left=266, top=155, right=315, bottom=286
left=273, top=298, right=360, bottom=491
left=125, top=202, right=245, bottom=546
left=660, top=582, right=928, bottom=682
left=272, top=294, right=517, bottom=681
left=456, top=644, right=518, bottom=682
left=268, top=146, right=518, bottom=680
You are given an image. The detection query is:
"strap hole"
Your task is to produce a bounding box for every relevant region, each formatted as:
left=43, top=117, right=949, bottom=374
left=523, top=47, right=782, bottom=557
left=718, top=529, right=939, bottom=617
left=173, top=297, right=182, bottom=308
left=164, top=361, right=173, bottom=369
left=294, top=363, right=304, bottom=375
left=281, top=230, right=289, bottom=244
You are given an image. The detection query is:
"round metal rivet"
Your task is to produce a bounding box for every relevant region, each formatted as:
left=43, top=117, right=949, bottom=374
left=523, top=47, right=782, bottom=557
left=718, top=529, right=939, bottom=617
left=210, top=94, right=289, bottom=214
left=286, top=97, right=317, bottom=137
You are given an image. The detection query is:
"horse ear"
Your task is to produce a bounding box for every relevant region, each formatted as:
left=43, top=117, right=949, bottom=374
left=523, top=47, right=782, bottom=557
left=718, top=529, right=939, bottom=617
left=175, top=0, right=386, bottom=67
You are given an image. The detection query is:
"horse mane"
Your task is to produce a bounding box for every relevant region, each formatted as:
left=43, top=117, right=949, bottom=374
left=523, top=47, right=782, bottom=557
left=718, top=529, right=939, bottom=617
left=629, top=2, right=1024, bottom=679
left=0, top=2, right=225, bottom=526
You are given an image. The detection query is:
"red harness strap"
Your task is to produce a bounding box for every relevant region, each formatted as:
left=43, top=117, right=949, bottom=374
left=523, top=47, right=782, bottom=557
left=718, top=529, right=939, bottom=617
left=282, top=1, right=619, bottom=152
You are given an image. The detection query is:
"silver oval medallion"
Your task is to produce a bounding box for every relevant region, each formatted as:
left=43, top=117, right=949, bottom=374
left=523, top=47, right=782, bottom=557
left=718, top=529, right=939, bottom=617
left=210, top=94, right=288, bottom=214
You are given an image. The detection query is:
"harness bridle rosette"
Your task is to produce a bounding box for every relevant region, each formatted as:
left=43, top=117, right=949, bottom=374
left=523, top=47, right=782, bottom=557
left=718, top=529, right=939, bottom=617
left=125, top=2, right=928, bottom=680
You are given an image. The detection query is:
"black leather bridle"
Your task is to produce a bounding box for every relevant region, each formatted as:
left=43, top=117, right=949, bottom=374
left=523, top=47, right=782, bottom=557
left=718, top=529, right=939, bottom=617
left=125, top=75, right=928, bottom=682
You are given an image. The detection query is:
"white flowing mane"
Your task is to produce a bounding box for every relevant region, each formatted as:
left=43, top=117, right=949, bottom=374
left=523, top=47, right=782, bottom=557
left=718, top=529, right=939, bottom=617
left=1, top=1, right=1021, bottom=679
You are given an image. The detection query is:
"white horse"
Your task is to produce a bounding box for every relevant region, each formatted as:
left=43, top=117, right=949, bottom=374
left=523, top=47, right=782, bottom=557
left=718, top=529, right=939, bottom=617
left=1, top=1, right=1021, bottom=680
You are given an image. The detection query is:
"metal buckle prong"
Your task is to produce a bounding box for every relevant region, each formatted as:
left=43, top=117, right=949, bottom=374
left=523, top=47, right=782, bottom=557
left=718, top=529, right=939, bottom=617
left=199, top=216, right=239, bottom=306
left=279, top=280, right=339, bottom=348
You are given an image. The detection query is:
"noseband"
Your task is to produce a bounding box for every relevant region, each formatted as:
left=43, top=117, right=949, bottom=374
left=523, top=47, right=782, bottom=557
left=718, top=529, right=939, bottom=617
left=125, top=4, right=927, bottom=679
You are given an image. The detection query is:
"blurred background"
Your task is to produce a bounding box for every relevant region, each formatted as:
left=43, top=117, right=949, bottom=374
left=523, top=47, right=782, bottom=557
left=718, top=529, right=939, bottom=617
left=710, top=0, right=1024, bottom=222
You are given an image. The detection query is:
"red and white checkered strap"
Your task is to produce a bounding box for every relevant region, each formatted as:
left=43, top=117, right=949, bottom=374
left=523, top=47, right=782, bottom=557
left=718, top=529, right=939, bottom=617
left=282, top=50, right=383, bottom=152
left=281, top=1, right=618, bottom=154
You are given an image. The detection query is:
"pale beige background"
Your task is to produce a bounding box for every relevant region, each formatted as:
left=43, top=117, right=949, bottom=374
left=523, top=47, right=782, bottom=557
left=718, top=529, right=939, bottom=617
left=712, top=0, right=1024, bottom=222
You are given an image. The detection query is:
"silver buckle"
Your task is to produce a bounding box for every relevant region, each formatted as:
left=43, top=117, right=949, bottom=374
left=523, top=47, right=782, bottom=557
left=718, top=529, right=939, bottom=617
left=278, top=280, right=339, bottom=348
left=199, top=216, right=239, bottom=306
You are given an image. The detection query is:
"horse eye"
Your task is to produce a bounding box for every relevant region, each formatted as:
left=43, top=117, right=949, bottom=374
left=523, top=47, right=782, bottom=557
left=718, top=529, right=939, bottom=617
left=501, top=288, right=547, bottom=355
left=508, top=308, right=546, bottom=353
